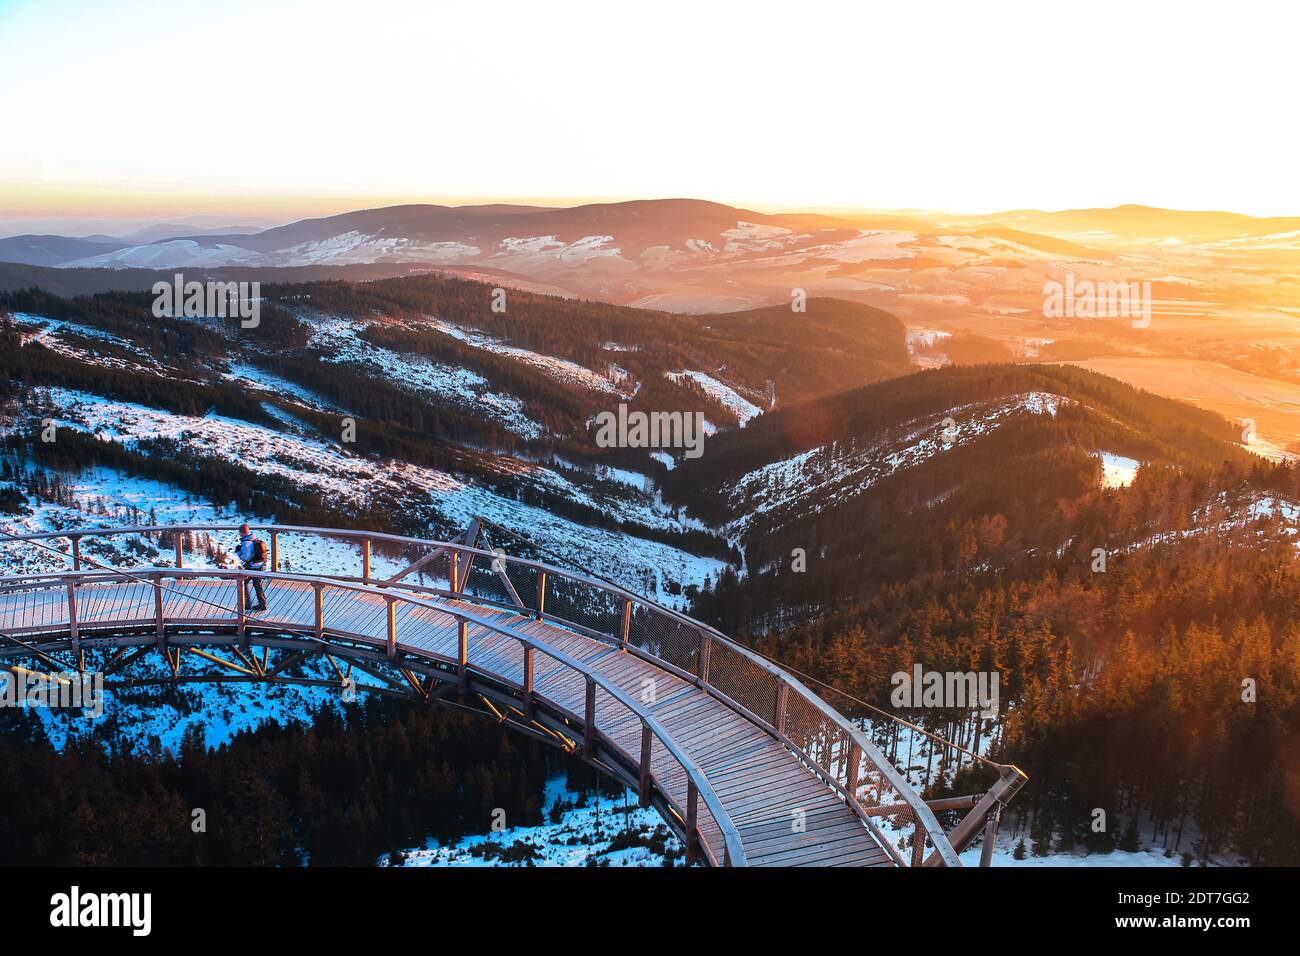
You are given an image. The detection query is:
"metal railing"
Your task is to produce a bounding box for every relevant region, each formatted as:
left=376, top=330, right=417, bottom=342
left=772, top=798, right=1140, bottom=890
left=0, top=523, right=1028, bottom=865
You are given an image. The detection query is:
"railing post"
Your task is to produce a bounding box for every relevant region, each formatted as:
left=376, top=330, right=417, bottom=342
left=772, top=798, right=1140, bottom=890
left=71, top=535, right=81, bottom=571
left=174, top=533, right=183, bottom=569
left=314, top=582, right=324, bottom=639
left=639, top=723, right=653, bottom=807
left=362, top=538, right=371, bottom=582
left=66, top=581, right=79, bottom=656
left=698, top=633, right=712, bottom=683
left=237, top=575, right=247, bottom=644
left=619, top=598, right=632, bottom=650
left=583, top=677, right=596, bottom=756
left=685, top=780, right=699, bottom=866
left=522, top=643, right=535, bottom=720
left=385, top=596, right=397, bottom=658
left=911, top=821, right=927, bottom=867
left=846, top=742, right=862, bottom=799
left=534, top=571, right=546, bottom=621
left=457, top=618, right=468, bottom=694
left=153, top=572, right=166, bottom=650
left=450, top=551, right=459, bottom=592
left=775, top=682, right=789, bottom=735
left=270, top=530, right=278, bottom=572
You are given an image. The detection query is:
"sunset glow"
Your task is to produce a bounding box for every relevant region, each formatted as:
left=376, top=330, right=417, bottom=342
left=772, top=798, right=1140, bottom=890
left=2, top=0, right=1298, bottom=228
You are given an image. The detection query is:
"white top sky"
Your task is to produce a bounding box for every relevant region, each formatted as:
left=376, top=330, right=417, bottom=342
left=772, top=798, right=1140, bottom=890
left=1, top=0, right=1297, bottom=227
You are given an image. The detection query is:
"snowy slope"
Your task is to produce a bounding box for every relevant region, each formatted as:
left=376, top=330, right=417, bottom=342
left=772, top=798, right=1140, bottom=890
left=725, top=391, right=1070, bottom=539
left=63, top=238, right=264, bottom=269
left=427, top=317, right=629, bottom=395
left=3, top=385, right=724, bottom=602
left=304, top=315, right=545, bottom=438
left=665, top=370, right=765, bottom=425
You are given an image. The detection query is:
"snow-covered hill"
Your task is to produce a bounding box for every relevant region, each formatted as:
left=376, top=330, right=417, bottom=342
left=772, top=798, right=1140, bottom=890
left=1, top=304, right=733, bottom=602
left=723, top=391, right=1070, bottom=541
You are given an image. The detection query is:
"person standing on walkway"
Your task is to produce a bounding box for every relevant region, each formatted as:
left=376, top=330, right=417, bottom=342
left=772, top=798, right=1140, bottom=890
left=237, top=523, right=268, bottom=611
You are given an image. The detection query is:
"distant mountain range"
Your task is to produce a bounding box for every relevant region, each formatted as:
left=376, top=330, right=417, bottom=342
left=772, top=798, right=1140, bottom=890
left=6, top=198, right=1300, bottom=319
left=0, top=223, right=264, bottom=268
left=6, top=200, right=926, bottom=309
left=0, top=235, right=128, bottom=268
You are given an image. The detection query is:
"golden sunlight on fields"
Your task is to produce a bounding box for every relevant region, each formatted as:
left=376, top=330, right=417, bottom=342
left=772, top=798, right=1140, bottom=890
left=1061, top=357, right=1300, bottom=461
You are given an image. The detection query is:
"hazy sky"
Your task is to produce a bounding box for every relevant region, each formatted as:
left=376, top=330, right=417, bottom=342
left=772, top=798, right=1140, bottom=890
left=1, top=0, right=1296, bottom=227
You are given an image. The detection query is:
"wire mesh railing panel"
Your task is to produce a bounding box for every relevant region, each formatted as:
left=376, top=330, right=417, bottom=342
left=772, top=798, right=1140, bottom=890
left=854, top=762, right=920, bottom=861
left=541, top=576, right=624, bottom=639
left=592, top=686, right=640, bottom=751
left=395, top=602, right=458, bottom=656
left=357, top=539, right=426, bottom=586
left=265, top=530, right=306, bottom=574
left=529, top=648, right=587, bottom=714
left=639, top=731, right=723, bottom=866
left=695, top=801, right=727, bottom=867
left=39, top=588, right=69, bottom=632
left=782, top=691, right=840, bottom=770
left=629, top=609, right=703, bottom=675
left=321, top=587, right=388, bottom=642
left=365, top=536, right=419, bottom=582
left=160, top=576, right=238, bottom=622
left=480, top=632, right=525, bottom=687
left=822, top=719, right=925, bottom=862
left=824, top=725, right=855, bottom=788
left=461, top=557, right=518, bottom=609
left=501, top=560, right=541, bottom=615
left=267, top=531, right=358, bottom=579
left=705, top=638, right=779, bottom=728
left=528, top=644, right=572, bottom=690
left=259, top=579, right=316, bottom=630
left=0, top=585, right=68, bottom=632
left=77, top=579, right=153, bottom=625
left=646, top=733, right=686, bottom=813
left=465, top=621, right=516, bottom=676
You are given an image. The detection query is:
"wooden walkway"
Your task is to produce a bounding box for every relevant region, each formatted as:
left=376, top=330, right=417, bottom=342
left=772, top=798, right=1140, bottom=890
left=0, top=574, right=895, bottom=867
left=419, top=595, right=895, bottom=867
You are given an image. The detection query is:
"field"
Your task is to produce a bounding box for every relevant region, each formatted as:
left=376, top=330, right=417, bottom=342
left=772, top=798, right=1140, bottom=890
left=1061, top=356, right=1300, bottom=460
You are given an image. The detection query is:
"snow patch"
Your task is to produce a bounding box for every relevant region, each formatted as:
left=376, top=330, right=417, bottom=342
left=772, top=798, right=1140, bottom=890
left=1097, top=452, right=1140, bottom=489
left=665, top=370, right=764, bottom=426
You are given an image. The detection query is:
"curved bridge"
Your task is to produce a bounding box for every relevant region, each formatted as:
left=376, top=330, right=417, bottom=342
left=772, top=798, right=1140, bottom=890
left=0, top=523, right=1025, bottom=867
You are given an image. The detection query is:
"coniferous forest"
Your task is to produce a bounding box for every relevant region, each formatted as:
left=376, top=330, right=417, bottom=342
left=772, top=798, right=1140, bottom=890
left=681, top=369, right=1300, bottom=865
left=0, top=699, right=554, bottom=866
